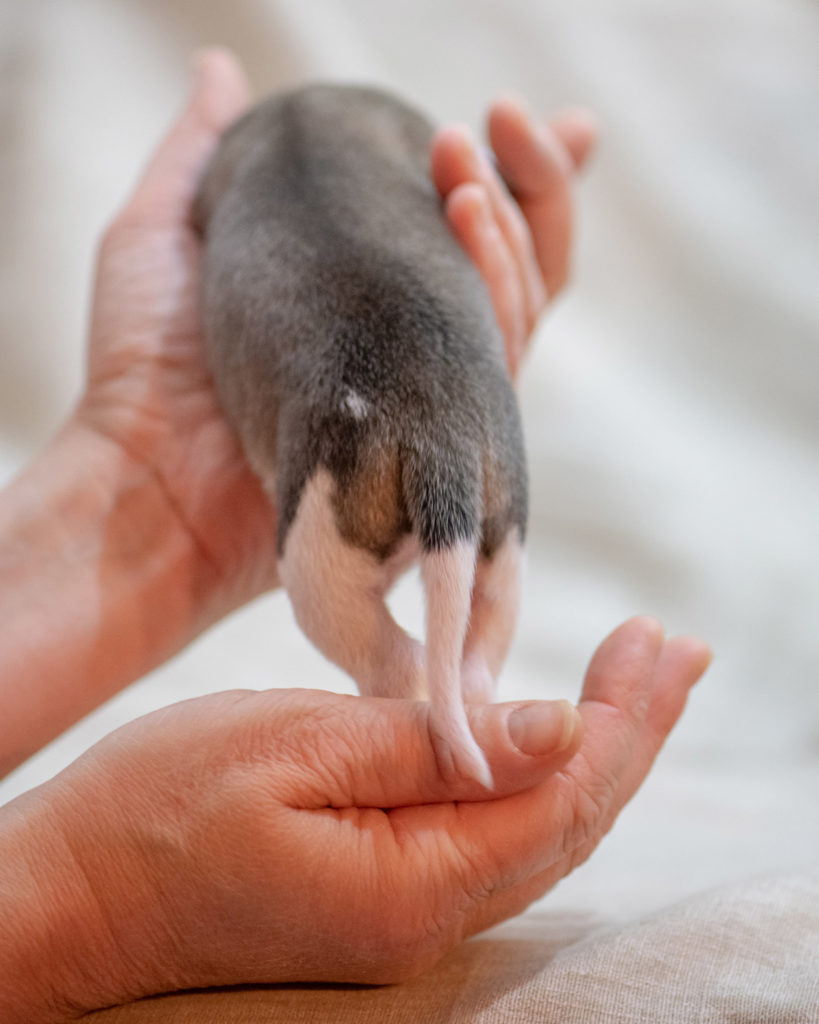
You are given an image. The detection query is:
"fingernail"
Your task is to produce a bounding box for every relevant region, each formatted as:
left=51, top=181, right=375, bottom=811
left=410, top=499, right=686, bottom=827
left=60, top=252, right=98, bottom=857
left=508, top=700, right=578, bottom=756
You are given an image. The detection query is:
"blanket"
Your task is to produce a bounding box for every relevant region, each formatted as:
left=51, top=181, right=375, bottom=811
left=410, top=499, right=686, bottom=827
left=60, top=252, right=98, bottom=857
left=1, top=0, right=817, bottom=1017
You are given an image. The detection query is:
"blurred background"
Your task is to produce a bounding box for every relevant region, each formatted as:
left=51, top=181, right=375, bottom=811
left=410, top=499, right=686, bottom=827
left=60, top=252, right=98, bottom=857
left=0, top=0, right=817, bottom=920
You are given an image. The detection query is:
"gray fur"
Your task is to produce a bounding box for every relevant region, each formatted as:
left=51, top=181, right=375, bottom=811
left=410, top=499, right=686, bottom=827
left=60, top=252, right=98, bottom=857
left=195, top=84, right=527, bottom=559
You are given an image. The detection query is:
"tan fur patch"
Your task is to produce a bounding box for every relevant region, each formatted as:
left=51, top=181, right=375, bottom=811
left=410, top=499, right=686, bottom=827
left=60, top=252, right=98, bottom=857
left=480, top=451, right=512, bottom=557
left=332, top=446, right=412, bottom=560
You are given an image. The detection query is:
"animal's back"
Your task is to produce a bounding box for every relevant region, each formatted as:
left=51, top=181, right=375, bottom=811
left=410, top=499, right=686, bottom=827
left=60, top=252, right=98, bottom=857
left=197, top=84, right=526, bottom=561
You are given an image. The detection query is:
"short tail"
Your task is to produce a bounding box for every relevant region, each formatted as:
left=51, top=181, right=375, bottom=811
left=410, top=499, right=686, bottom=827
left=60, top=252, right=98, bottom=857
left=420, top=541, right=492, bottom=788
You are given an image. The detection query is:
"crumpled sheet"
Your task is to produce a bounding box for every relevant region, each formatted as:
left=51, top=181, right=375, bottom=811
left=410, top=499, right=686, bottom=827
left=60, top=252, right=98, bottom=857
left=1, top=0, right=817, bottom=1017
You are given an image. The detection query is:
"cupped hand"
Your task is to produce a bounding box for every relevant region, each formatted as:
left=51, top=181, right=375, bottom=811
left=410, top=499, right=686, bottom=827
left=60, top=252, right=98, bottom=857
left=29, top=617, right=707, bottom=1015
left=76, top=49, right=278, bottom=617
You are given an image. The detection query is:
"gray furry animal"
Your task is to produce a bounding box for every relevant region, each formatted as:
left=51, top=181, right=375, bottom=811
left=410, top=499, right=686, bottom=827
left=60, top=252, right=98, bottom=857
left=194, top=84, right=527, bottom=785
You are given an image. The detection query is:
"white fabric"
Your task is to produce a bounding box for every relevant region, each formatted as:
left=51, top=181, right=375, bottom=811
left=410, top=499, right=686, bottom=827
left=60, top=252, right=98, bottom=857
left=1, top=0, right=818, bottom=1017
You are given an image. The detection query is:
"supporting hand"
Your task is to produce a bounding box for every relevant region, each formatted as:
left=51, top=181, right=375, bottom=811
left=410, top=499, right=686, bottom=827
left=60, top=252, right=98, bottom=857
left=77, top=49, right=280, bottom=612
left=0, top=618, right=709, bottom=1020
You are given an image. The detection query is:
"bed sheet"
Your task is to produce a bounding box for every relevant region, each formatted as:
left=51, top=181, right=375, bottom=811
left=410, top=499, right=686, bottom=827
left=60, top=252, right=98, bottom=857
left=0, top=0, right=817, bottom=1011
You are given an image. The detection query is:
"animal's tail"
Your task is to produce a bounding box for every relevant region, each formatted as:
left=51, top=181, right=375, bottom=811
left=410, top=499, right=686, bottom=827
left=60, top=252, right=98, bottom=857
left=420, top=541, right=492, bottom=787
left=401, top=447, right=492, bottom=787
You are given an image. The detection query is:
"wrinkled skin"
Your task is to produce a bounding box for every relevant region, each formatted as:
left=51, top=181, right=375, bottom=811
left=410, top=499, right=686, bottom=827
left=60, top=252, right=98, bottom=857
left=15, top=616, right=708, bottom=1017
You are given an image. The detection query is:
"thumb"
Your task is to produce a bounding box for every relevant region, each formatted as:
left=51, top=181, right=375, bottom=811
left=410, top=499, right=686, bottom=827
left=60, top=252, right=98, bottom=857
left=120, top=47, right=251, bottom=229
left=268, top=691, right=583, bottom=809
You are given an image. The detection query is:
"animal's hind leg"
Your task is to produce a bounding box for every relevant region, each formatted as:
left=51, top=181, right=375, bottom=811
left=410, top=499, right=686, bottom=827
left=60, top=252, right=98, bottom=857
left=278, top=470, right=425, bottom=700
left=461, top=530, right=524, bottom=703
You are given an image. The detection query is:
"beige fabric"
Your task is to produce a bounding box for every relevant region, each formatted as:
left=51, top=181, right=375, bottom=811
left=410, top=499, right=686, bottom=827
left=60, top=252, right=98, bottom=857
left=1, top=0, right=818, bottom=1020
left=86, top=873, right=819, bottom=1022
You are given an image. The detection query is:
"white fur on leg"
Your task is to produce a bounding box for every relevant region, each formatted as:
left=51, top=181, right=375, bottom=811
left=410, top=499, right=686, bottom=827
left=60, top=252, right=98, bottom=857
left=421, top=541, right=493, bottom=788
left=278, top=470, right=425, bottom=699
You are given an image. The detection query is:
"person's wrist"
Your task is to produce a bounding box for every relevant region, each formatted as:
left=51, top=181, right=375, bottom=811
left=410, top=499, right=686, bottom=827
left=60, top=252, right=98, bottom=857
left=0, top=415, right=209, bottom=773
left=0, top=759, right=192, bottom=1021
left=0, top=783, right=140, bottom=1022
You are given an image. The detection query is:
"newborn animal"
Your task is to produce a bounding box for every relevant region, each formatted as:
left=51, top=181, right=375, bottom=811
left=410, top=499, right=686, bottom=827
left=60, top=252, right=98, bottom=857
left=194, top=84, right=527, bottom=786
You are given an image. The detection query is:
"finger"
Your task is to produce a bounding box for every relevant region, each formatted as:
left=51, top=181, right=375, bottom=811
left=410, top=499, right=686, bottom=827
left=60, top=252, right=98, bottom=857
left=397, top=619, right=670, bottom=903
left=558, top=617, right=665, bottom=838
left=457, top=619, right=666, bottom=879
left=488, top=97, right=576, bottom=298
left=550, top=107, right=598, bottom=172
left=443, top=183, right=528, bottom=374
left=570, top=631, right=710, bottom=853
left=456, top=633, right=710, bottom=939
left=618, top=634, right=712, bottom=794
left=432, top=126, right=546, bottom=336
left=579, top=615, right=666, bottom=722
left=489, top=96, right=574, bottom=197
left=260, top=689, right=584, bottom=810
left=119, top=48, right=251, bottom=230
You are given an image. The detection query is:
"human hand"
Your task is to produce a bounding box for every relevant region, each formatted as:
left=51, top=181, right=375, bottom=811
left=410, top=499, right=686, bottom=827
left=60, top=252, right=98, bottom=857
left=432, top=98, right=597, bottom=380
left=75, top=49, right=279, bottom=618
left=0, top=617, right=708, bottom=1019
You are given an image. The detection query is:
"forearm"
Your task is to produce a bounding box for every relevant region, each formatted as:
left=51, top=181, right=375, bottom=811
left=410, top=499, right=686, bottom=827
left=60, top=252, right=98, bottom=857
left=0, top=419, right=207, bottom=775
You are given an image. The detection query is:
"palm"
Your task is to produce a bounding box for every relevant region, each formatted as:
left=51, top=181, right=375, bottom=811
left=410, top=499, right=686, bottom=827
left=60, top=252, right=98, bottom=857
left=82, top=217, right=279, bottom=615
